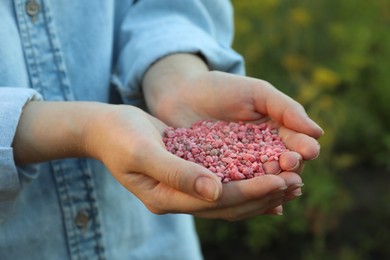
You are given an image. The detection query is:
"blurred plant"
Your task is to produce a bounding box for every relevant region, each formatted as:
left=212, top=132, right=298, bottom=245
left=197, top=0, right=390, bottom=259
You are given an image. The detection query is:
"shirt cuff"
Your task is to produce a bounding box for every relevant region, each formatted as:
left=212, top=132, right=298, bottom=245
left=114, top=16, right=244, bottom=104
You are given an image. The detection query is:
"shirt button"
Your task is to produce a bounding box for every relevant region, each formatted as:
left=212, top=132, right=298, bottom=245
left=75, top=211, right=89, bottom=230
left=25, top=0, right=40, bottom=17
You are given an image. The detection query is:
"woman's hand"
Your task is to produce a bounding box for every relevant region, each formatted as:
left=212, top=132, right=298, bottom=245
left=143, top=54, right=323, bottom=159
left=85, top=105, right=297, bottom=220
left=142, top=53, right=324, bottom=216
left=13, top=101, right=292, bottom=220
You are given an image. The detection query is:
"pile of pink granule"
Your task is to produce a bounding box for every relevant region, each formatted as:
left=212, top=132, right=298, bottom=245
left=163, top=120, right=289, bottom=183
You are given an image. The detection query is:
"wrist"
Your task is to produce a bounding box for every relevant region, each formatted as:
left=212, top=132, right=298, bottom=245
left=13, top=101, right=107, bottom=164
left=142, top=53, right=209, bottom=123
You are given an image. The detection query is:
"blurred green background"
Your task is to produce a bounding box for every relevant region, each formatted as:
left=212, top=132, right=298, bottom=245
left=196, top=0, right=390, bottom=259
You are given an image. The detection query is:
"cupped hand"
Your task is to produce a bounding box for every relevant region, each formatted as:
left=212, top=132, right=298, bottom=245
left=143, top=54, right=323, bottom=167
left=142, top=54, right=324, bottom=214
left=86, top=105, right=299, bottom=220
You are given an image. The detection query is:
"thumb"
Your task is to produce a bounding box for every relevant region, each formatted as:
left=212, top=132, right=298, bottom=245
left=138, top=142, right=223, bottom=201
left=253, top=80, right=324, bottom=139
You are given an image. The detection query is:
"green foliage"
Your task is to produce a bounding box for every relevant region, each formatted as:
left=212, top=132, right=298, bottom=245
left=197, top=0, right=390, bottom=259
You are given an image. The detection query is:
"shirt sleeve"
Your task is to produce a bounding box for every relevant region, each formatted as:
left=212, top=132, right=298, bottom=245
left=112, top=0, right=245, bottom=104
left=0, top=87, right=42, bottom=223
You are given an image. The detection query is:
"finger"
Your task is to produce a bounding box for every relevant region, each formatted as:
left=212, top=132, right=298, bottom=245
left=136, top=142, right=223, bottom=202
left=279, top=151, right=304, bottom=174
left=278, top=126, right=321, bottom=160
left=194, top=174, right=287, bottom=210
left=264, top=205, right=284, bottom=216
left=251, top=79, right=324, bottom=139
left=263, top=161, right=281, bottom=175
left=122, top=169, right=290, bottom=219
left=196, top=194, right=285, bottom=221
left=283, top=174, right=305, bottom=202
left=277, top=171, right=304, bottom=202
left=190, top=175, right=288, bottom=219
left=156, top=173, right=288, bottom=214
left=283, top=187, right=303, bottom=203
left=278, top=171, right=303, bottom=187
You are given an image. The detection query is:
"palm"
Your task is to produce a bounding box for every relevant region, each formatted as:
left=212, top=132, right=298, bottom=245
left=159, top=71, right=321, bottom=161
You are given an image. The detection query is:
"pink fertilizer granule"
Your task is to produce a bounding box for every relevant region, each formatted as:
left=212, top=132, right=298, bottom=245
left=163, top=120, right=289, bottom=183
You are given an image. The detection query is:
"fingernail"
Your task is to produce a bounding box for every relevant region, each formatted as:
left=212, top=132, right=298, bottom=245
left=312, top=143, right=321, bottom=160
left=289, top=183, right=304, bottom=192
left=314, top=122, right=324, bottom=135
left=195, top=177, right=220, bottom=201
left=294, top=183, right=305, bottom=188
left=306, top=115, right=324, bottom=136
left=307, top=114, right=322, bottom=128
left=319, top=125, right=325, bottom=135
left=286, top=161, right=300, bottom=172
left=279, top=185, right=288, bottom=191
left=274, top=208, right=284, bottom=215
left=294, top=192, right=303, bottom=197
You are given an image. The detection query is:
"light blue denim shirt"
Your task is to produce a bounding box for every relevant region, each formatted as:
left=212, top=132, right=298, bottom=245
left=0, top=0, right=244, bottom=259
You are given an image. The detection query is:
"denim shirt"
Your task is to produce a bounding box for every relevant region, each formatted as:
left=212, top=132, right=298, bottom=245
left=0, top=0, right=244, bottom=259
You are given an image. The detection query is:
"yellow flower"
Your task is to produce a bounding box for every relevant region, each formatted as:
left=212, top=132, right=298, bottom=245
left=297, top=84, right=319, bottom=105
left=289, top=7, right=311, bottom=26
left=312, top=67, right=341, bottom=89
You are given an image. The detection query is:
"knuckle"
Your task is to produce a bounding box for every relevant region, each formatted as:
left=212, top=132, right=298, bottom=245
left=166, top=166, right=184, bottom=191
left=143, top=196, right=171, bottom=215
left=148, top=207, right=168, bottom=215
left=259, top=79, right=273, bottom=89
left=145, top=201, right=169, bottom=215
